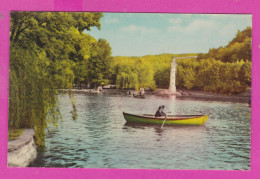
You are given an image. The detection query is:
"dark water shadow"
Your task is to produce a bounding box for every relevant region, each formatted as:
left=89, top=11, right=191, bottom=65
left=123, top=122, right=207, bottom=135
left=124, top=121, right=206, bottom=128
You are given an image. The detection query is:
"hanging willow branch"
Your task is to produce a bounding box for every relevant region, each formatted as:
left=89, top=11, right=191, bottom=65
left=68, top=90, right=78, bottom=120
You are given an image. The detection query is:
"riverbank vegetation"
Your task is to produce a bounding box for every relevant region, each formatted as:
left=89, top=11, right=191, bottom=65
left=111, top=53, right=198, bottom=89
left=176, top=58, right=251, bottom=94
left=178, top=27, right=251, bottom=94
left=9, top=12, right=111, bottom=146
left=9, top=11, right=251, bottom=147
left=8, top=129, right=24, bottom=141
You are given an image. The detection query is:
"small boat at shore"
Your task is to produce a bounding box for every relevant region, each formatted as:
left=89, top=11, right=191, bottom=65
left=123, top=112, right=208, bottom=125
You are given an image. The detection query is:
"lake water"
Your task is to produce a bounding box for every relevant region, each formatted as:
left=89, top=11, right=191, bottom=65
left=30, top=92, right=251, bottom=170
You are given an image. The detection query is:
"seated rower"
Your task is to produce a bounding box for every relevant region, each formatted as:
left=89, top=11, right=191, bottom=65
left=155, top=105, right=167, bottom=117
left=155, top=106, right=162, bottom=117
left=160, top=105, right=167, bottom=117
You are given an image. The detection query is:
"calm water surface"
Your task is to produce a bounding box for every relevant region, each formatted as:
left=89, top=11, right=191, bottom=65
left=31, top=93, right=251, bottom=170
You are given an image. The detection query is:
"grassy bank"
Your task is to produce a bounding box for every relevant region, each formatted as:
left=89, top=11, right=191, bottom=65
left=8, top=129, right=25, bottom=141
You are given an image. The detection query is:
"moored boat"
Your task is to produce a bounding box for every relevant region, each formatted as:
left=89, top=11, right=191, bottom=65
left=123, top=112, right=208, bottom=125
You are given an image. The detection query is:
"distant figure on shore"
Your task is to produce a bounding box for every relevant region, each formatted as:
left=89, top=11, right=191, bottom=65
left=155, top=105, right=167, bottom=117
left=133, top=88, right=145, bottom=98
left=139, top=88, right=145, bottom=96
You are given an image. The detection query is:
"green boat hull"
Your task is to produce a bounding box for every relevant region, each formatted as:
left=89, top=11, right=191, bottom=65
left=123, top=112, right=208, bottom=125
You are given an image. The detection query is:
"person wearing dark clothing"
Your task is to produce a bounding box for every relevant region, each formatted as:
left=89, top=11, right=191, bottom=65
left=155, top=105, right=167, bottom=117
left=160, top=105, right=167, bottom=117
left=155, top=106, right=162, bottom=117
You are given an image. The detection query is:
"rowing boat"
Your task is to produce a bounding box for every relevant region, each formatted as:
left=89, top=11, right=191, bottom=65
left=123, top=112, right=208, bottom=125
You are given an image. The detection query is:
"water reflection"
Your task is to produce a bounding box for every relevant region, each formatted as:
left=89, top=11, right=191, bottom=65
left=123, top=122, right=207, bottom=133
left=31, top=93, right=250, bottom=170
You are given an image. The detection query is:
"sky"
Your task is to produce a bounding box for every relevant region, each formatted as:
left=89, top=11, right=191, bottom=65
left=86, top=13, right=252, bottom=57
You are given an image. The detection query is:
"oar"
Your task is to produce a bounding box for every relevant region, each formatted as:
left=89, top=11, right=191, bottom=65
left=161, top=116, right=167, bottom=129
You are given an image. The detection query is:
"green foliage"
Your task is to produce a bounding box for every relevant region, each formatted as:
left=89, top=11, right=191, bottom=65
left=198, top=27, right=252, bottom=63
left=176, top=58, right=251, bottom=94
left=239, top=61, right=251, bottom=86
left=112, top=54, right=197, bottom=90
left=86, top=39, right=112, bottom=88
left=69, top=91, right=78, bottom=120
left=9, top=12, right=104, bottom=147
left=70, top=31, right=112, bottom=88
left=8, top=129, right=25, bottom=141
left=228, top=27, right=252, bottom=47
left=176, top=59, right=199, bottom=89
left=154, top=65, right=170, bottom=88
left=193, top=26, right=252, bottom=94
left=9, top=45, right=60, bottom=146
left=112, top=50, right=251, bottom=94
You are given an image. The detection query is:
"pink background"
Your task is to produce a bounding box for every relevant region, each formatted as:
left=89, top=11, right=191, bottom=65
left=0, top=0, right=259, bottom=178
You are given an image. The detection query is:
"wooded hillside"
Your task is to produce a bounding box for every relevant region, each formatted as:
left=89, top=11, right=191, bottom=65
left=110, top=27, right=251, bottom=94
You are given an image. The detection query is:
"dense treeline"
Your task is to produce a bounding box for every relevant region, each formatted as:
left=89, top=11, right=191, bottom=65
left=193, top=27, right=252, bottom=93
left=9, top=12, right=111, bottom=146
left=197, top=27, right=252, bottom=62
left=111, top=27, right=251, bottom=94
left=176, top=59, right=251, bottom=94
left=111, top=57, right=159, bottom=90
left=112, top=54, right=197, bottom=89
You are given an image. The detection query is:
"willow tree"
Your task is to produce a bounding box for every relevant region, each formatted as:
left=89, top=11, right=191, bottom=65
left=114, top=58, right=155, bottom=90
left=9, top=12, right=103, bottom=146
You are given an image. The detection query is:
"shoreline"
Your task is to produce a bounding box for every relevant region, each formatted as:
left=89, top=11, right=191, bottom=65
left=8, top=129, right=37, bottom=167
left=69, top=88, right=251, bottom=104
left=175, top=89, right=251, bottom=104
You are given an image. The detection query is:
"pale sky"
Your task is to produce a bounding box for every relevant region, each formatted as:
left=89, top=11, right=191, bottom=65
left=86, top=13, right=252, bottom=57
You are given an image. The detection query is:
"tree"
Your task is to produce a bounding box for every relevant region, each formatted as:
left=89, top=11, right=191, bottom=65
left=197, top=27, right=252, bottom=63
left=85, top=39, right=112, bottom=88
left=9, top=12, right=103, bottom=146
left=239, top=62, right=251, bottom=86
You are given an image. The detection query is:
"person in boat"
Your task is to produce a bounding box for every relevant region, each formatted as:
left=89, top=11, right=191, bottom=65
left=160, top=105, right=167, bottom=117
left=155, top=106, right=162, bottom=117
left=155, top=105, right=167, bottom=117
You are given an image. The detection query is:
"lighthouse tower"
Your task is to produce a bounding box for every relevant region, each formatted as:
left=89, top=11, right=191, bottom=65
left=169, top=57, right=177, bottom=94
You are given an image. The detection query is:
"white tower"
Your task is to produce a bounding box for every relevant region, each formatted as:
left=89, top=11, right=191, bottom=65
left=169, top=57, right=177, bottom=94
